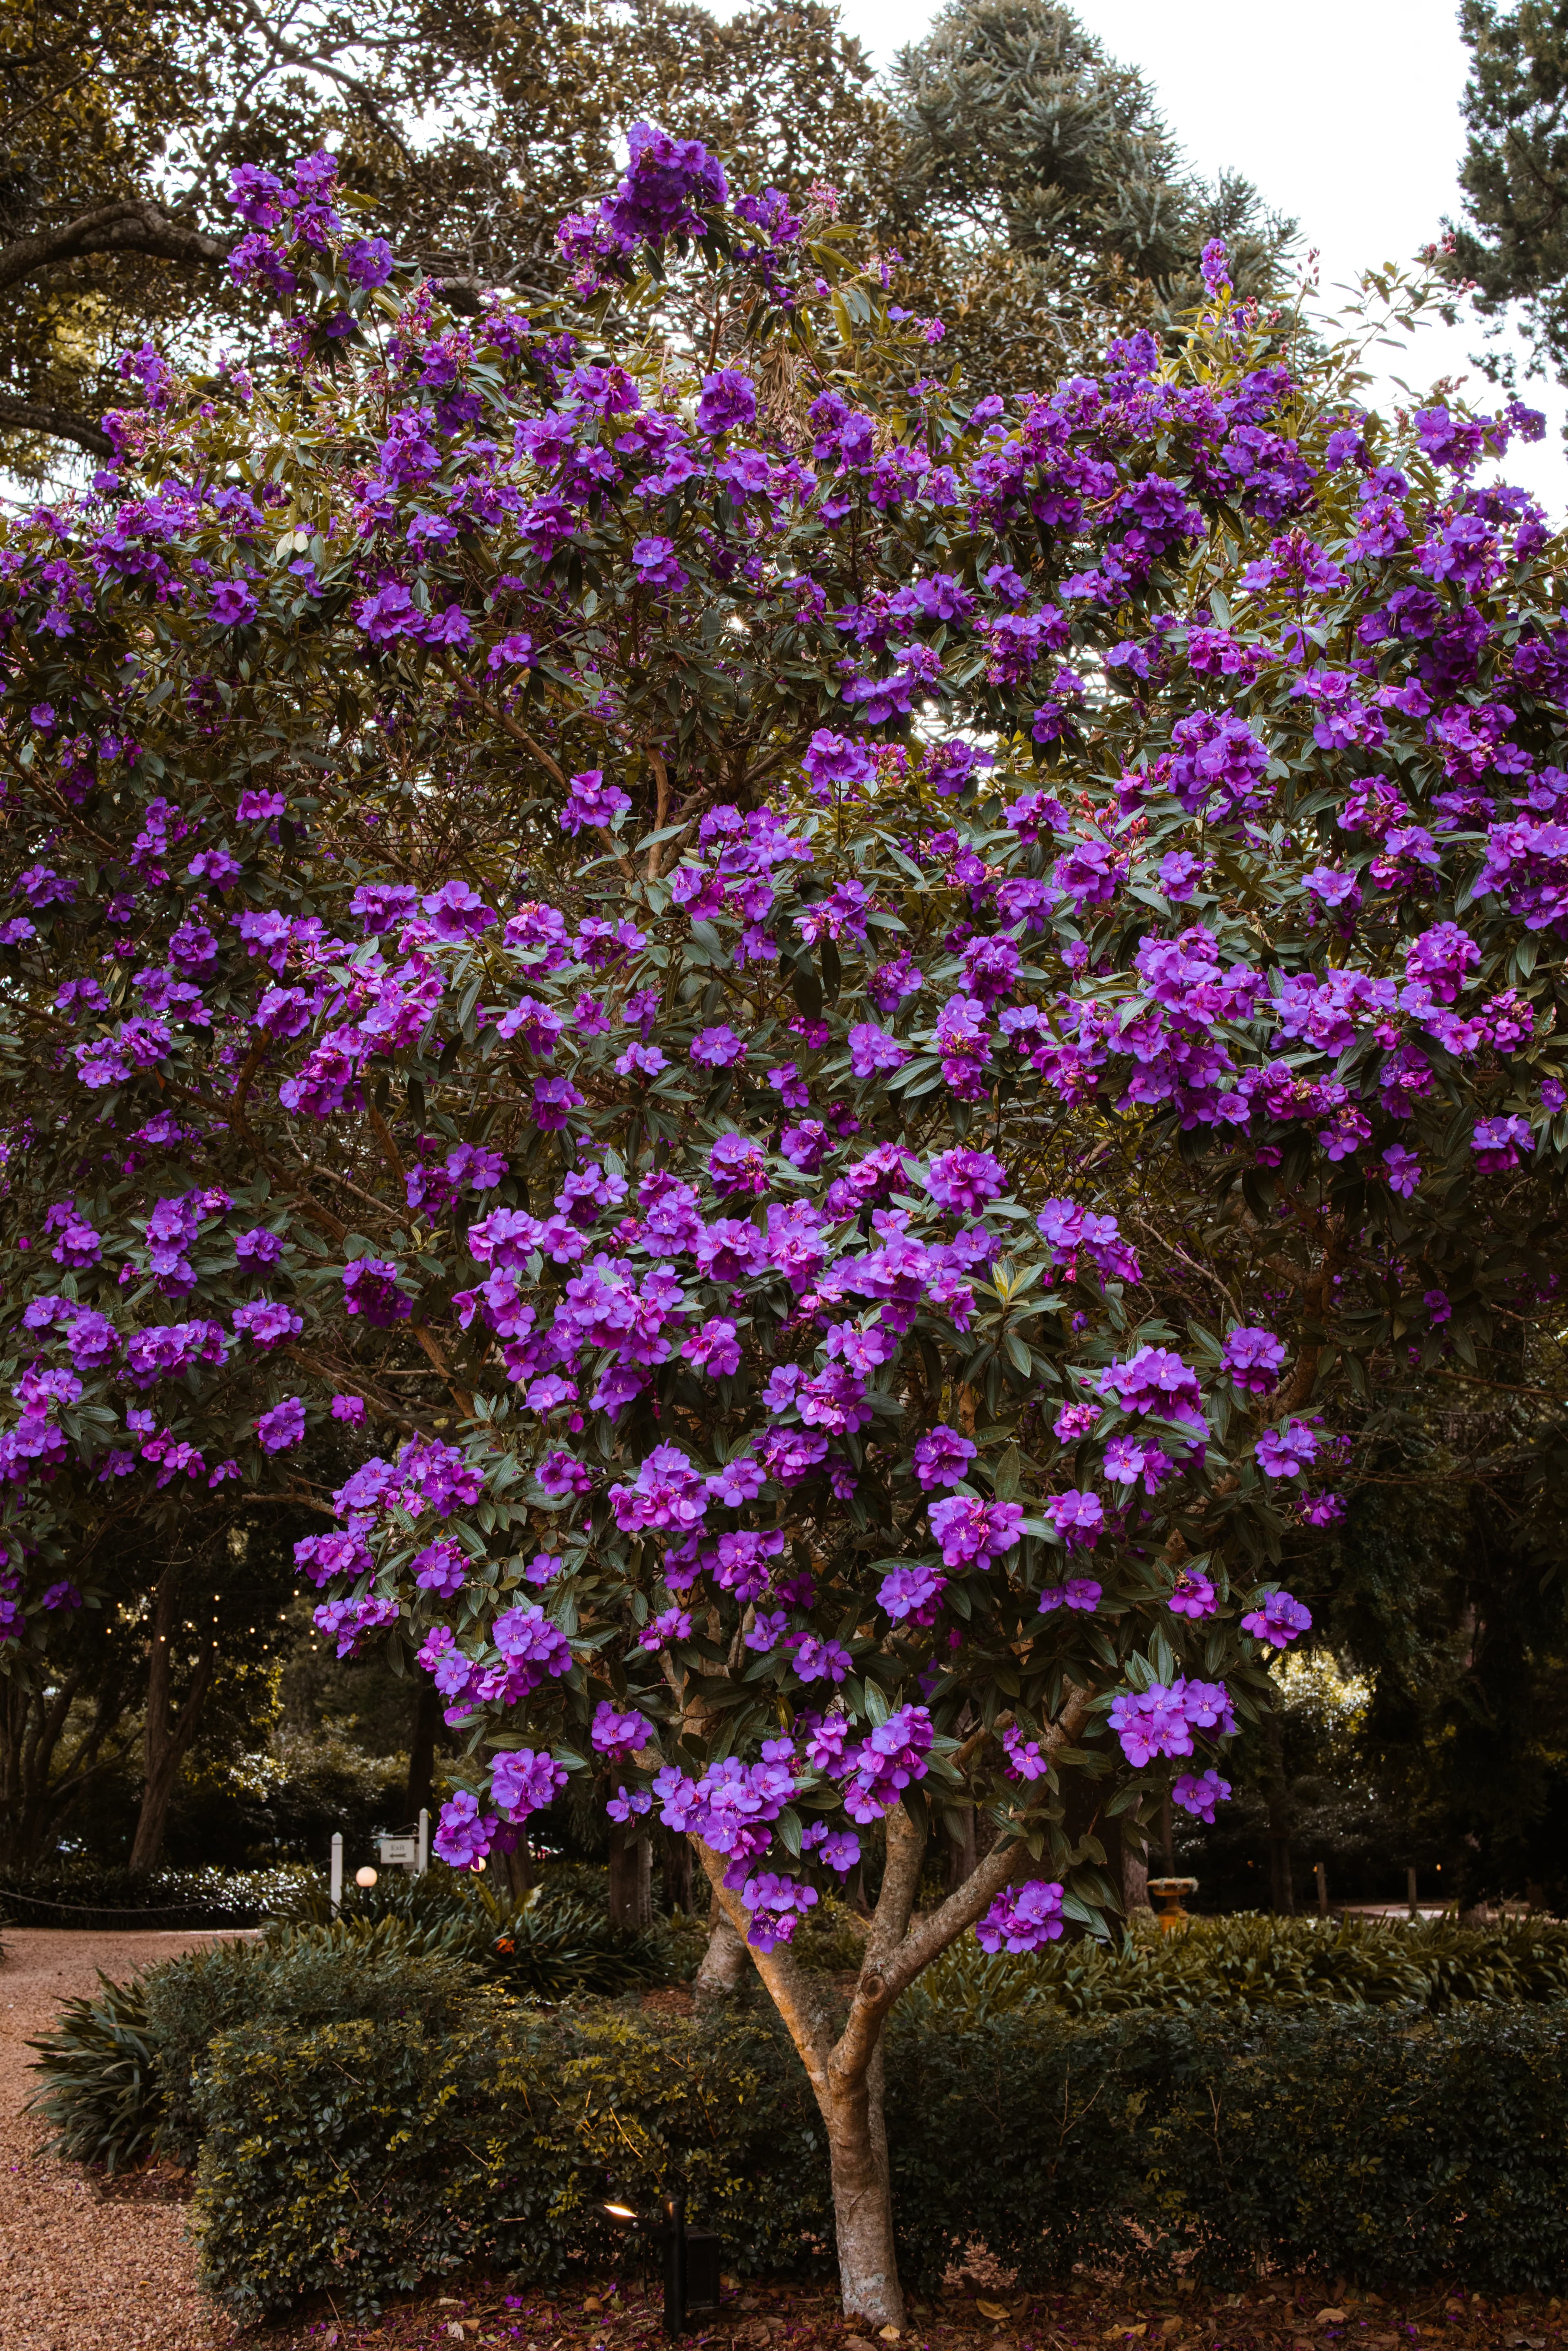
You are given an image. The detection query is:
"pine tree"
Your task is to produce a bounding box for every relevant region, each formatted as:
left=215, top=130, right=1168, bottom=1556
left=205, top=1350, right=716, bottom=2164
left=1444, top=0, right=1568, bottom=383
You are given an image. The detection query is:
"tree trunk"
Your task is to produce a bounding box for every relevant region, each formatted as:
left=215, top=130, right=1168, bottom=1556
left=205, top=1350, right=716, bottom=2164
left=128, top=1560, right=216, bottom=1876
left=502, top=1833, right=533, bottom=1903
left=1263, top=1709, right=1296, bottom=1915
left=660, top=1824, right=693, bottom=1914
left=824, top=2038, right=900, bottom=2324
left=693, top=1904, right=748, bottom=2006
left=607, top=1822, right=652, bottom=1928
left=1122, top=1842, right=1151, bottom=1914
left=405, top=1679, right=440, bottom=1821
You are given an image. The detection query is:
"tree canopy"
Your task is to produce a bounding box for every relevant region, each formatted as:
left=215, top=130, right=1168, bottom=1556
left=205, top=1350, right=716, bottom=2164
left=0, top=120, right=1564, bottom=2311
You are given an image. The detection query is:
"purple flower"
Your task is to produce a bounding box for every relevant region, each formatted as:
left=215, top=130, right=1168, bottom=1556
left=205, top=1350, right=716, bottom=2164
left=256, top=1396, right=306, bottom=1453
left=1172, top=1767, right=1231, bottom=1822
left=1108, top=1677, right=1236, bottom=1769
left=976, top=1879, right=1065, bottom=1954
left=928, top=1494, right=1024, bottom=1567
left=1254, top=1420, right=1319, bottom=1479
left=1220, top=1326, right=1286, bottom=1394
left=709, top=1131, right=768, bottom=1197
left=792, top=1633, right=852, bottom=1684
left=1241, top=1589, right=1312, bottom=1648
left=342, top=1257, right=411, bottom=1328
left=591, top=1698, right=653, bottom=1761
left=1001, top=1723, right=1049, bottom=1781
left=344, top=236, right=395, bottom=288
left=434, top=1787, right=496, bottom=1869
left=878, top=1561, right=947, bottom=1622
left=1037, top=1577, right=1102, bottom=1614
left=1383, top=1144, right=1422, bottom=1197
left=924, top=1147, right=1007, bottom=1212
left=1045, top=1489, right=1103, bottom=1550
left=697, top=370, right=757, bottom=436
left=632, top=535, right=688, bottom=592
left=413, top=1538, right=467, bottom=1596
left=1098, top=1345, right=1205, bottom=1431
left=421, top=880, right=497, bottom=940
left=1472, top=1114, right=1530, bottom=1171
left=1168, top=1567, right=1217, bottom=1620
left=691, top=1024, right=746, bottom=1067
left=911, top=1424, right=976, bottom=1491
left=492, top=1747, right=568, bottom=1819
left=209, top=581, right=257, bottom=627
left=738, top=1869, right=818, bottom=1952
left=848, top=1021, right=909, bottom=1079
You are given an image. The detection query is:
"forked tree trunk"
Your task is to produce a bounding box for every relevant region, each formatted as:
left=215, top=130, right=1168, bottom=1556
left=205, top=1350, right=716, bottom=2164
left=688, top=1685, right=1094, bottom=2324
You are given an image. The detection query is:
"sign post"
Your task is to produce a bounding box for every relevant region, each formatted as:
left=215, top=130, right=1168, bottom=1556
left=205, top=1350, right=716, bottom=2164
left=330, top=1830, right=343, bottom=1917
left=417, top=1807, right=430, bottom=1875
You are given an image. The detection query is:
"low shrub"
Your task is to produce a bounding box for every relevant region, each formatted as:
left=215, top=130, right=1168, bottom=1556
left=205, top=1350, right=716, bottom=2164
left=192, top=2001, right=831, bottom=2323
left=886, top=2005, right=1568, bottom=2295
left=276, top=1866, right=677, bottom=1997
left=907, top=1912, right=1568, bottom=2023
left=0, top=1861, right=317, bottom=1930
left=187, top=1994, right=1568, bottom=2318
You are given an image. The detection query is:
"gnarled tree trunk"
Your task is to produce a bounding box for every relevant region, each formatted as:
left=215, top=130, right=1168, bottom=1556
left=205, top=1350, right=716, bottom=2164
left=607, top=1820, right=652, bottom=1928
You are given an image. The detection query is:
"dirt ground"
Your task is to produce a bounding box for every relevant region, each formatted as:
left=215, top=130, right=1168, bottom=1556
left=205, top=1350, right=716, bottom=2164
left=2, top=1927, right=1566, bottom=2351
left=0, top=1925, right=240, bottom=2349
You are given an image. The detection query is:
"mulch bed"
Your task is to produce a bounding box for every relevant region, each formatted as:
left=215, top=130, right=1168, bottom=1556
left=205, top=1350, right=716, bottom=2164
left=243, top=2272, right=1568, bottom=2351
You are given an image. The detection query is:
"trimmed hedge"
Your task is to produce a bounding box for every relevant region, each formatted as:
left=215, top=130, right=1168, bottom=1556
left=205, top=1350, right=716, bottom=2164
left=192, top=2000, right=831, bottom=2322
left=885, top=2008, right=1568, bottom=2295
left=184, top=1987, right=1568, bottom=2320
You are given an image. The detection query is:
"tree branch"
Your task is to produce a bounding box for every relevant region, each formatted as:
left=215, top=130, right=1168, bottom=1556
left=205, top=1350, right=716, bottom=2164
left=0, top=391, right=114, bottom=458
left=0, top=199, right=228, bottom=301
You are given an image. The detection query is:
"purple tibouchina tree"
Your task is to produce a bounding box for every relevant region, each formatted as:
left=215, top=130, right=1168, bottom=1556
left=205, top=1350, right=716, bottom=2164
left=0, top=133, right=1565, bottom=2319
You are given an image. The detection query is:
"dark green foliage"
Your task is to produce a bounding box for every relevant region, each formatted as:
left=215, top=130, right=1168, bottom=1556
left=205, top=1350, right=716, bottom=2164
left=23, top=1970, right=161, bottom=2172
left=885, top=0, right=1294, bottom=386
left=190, top=1992, right=1568, bottom=2317
left=192, top=2002, right=831, bottom=2322
left=1446, top=0, right=1568, bottom=385
left=907, top=1913, right=1568, bottom=2023
left=145, top=1919, right=487, bottom=2166
left=886, top=2008, right=1568, bottom=2296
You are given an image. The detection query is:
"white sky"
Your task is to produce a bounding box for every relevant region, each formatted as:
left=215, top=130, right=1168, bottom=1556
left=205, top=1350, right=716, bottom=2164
left=829, top=0, right=1566, bottom=514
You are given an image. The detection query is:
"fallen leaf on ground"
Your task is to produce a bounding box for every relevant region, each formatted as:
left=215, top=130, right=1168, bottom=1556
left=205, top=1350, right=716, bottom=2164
left=1316, top=2313, right=1347, bottom=2328
left=976, top=2304, right=1010, bottom=2323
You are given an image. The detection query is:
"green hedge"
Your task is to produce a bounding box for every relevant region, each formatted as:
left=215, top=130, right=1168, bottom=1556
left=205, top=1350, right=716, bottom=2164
left=187, top=1997, right=1568, bottom=2320
left=885, top=2008, right=1568, bottom=2295
left=192, top=2000, right=831, bottom=2323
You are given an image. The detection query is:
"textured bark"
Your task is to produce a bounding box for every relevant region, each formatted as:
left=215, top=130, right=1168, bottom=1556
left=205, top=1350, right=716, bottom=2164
left=692, top=1904, right=748, bottom=2006
left=502, top=1834, right=533, bottom=1902
left=127, top=1561, right=216, bottom=1876
left=607, top=1821, right=653, bottom=1928
left=0, top=392, right=115, bottom=457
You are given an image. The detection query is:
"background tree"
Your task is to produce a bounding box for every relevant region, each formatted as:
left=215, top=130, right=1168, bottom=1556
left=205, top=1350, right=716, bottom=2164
left=884, top=0, right=1295, bottom=389
left=1442, top=0, right=1568, bottom=388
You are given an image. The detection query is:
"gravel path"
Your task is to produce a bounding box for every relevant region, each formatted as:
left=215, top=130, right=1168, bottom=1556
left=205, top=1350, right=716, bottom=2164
left=1, top=1926, right=241, bottom=2351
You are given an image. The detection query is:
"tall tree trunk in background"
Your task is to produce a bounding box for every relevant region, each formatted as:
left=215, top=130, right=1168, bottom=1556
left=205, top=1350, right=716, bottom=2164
left=502, top=1832, right=532, bottom=1903
left=127, top=1558, right=216, bottom=1876
left=660, top=1825, right=692, bottom=1914
left=405, top=1679, right=440, bottom=1822
left=1263, top=1708, right=1296, bottom=1915
left=607, top=1821, right=652, bottom=1928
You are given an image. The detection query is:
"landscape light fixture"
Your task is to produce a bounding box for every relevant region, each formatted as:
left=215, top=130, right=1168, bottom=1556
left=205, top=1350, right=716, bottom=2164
left=355, top=1865, right=379, bottom=1888
left=601, top=2192, right=722, bottom=2334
